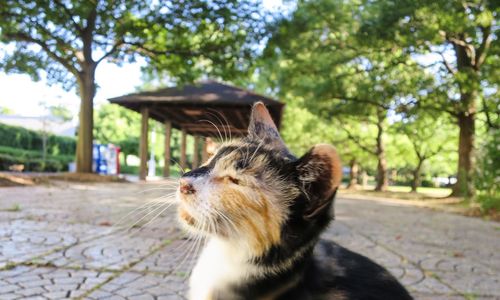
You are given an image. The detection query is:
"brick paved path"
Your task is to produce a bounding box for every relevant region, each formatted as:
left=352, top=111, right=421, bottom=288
left=0, top=181, right=498, bottom=299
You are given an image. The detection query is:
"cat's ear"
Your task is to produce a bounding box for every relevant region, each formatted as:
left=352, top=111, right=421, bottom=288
left=248, top=102, right=287, bottom=151
left=296, top=144, right=342, bottom=219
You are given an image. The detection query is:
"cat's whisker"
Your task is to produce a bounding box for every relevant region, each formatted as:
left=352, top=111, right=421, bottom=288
left=134, top=201, right=177, bottom=231
left=183, top=218, right=212, bottom=278
left=117, top=199, right=174, bottom=233
left=246, top=139, right=264, bottom=166
left=113, top=198, right=171, bottom=229
left=213, top=209, right=238, bottom=236
left=184, top=229, right=206, bottom=280
left=210, top=108, right=233, bottom=143
left=170, top=158, right=187, bottom=175
left=117, top=201, right=178, bottom=239
left=134, top=189, right=177, bottom=196
left=198, top=119, right=224, bottom=142
left=168, top=235, right=203, bottom=269
left=205, top=112, right=228, bottom=143
left=174, top=218, right=206, bottom=277
left=134, top=185, right=178, bottom=194
left=206, top=110, right=233, bottom=143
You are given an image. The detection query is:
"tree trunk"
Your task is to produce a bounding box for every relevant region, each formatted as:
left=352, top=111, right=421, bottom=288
left=451, top=111, right=475, bottom=197
left=361, top=171, right=368, bottom=188
left=450, top=39, right=478, bottom=197
left=347, top=158, right=359, bottom=189
left=75, top=65, right=96, bottom=173
left=411, top=159, right=423, bottom=192
left=374, top=111, right=388, bottom=191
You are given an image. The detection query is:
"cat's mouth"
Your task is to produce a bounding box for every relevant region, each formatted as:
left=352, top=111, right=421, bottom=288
left=177, top=204, right=228, bottom=237
left=178, top=207, right=196, bottom=226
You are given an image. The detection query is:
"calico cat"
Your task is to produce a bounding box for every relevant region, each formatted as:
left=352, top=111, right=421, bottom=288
left=176, top=102, right=413, bottom=300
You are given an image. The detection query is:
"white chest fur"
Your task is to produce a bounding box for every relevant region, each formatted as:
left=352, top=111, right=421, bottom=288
left=189, top=238, right=256, bottom=300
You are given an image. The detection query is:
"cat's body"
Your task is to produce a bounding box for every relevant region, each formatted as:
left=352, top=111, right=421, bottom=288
left=177, top=103, right=412, bottom=300
left=191, top=238, right=411, bottom=300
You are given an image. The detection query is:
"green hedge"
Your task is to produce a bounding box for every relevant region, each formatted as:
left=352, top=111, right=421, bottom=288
left=120, top=165, right=181, bottom=177
left=0, top=153, right=69, bottom=172
left=0, top=145, right=73, bottom=172
left=0, top=122, right=76, bottom=155
left=0, top=145, right=73, bottom=161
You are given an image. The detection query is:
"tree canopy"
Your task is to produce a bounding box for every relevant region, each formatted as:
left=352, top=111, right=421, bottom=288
left=0, top=0, right=264, bottom=172
left=0, top=0, right=497, bottom=204
left=260, top=0, right=497, bottom=197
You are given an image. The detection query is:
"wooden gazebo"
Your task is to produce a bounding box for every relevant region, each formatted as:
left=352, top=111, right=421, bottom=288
left=108, top=80, right=284, bottom=179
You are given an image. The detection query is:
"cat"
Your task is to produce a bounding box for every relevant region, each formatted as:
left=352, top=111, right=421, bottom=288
left=176, top=102, right=413, bottom=300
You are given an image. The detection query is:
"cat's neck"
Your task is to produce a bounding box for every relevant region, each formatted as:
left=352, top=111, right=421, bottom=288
left=189, top=236, right=316, bottom=300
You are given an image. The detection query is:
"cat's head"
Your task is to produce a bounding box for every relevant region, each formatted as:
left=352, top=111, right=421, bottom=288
left=177, top=102, right=342, bottom=258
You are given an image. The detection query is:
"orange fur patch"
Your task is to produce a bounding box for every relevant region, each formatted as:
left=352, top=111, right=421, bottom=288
left=179, top=207, right=196, bottom=226
left=312, top=144, right=342, bottom=189
left=219, top=187, right=282, bottom=256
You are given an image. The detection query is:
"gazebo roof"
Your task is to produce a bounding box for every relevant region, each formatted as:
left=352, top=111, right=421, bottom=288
left=108, top=80, right=284, bottom=137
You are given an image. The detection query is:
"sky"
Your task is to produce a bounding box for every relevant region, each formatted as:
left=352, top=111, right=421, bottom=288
left=0, top=0, right=290, bottom=118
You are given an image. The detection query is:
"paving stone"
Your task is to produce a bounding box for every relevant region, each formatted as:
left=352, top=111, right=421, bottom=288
left=0, top=219, right=108, bottom=268
left=42, top=291, right=69, bottom=299
left=132, top=238, right=199, bottom=274
left=38, top=234, right=163, bottom=270
left=0, top=266, right=112, bottom=299
left=87, top=272, right=186, bottom=299
left=0, top=284, right=18, bottom=294
left=411, top=293, right=465, bottom=300
left=0, top=182, right=498, bottom=299
left=86, top=289, right=114, bottom=299
left=439, top=272, right=500, bottom=297
left=17, top=286, right=48, bottom=297
left=0, top=294, right=22, bottom=300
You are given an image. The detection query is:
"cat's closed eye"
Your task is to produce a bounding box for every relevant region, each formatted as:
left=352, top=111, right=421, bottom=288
left=214, top=176, right=240, bottom=185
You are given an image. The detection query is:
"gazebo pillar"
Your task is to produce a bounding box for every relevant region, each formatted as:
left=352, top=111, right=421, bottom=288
left=180, top=128, right=187, bottom=171
left=193, top=136, right=200, bottom=168
left=139, top=107, right=149, bottom=180
left=202, top=137, right=209, bottom=163
left=163, top=120, right=172, bottom=177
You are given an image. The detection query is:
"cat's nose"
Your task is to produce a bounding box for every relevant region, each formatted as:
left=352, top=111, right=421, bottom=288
left=179, top=178, right=196, bottom=195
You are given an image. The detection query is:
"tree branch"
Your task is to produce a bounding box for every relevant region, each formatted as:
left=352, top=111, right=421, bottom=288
left=438, top=52, right=457, bottom=74
left=327, top=95, right=391, bottom=110
left=338, top=125, right=377, bottom=155
left=475, top=25, right=492, bottom=69
left=403, top=97, right=459, bottom=117
left=123, top=41, right=203, bottom=57
left=481, top=96, right=499, bottom=130
left=446, top=34, right=476, bottom=63
left=81, top=4, right=97, bottom=63
left=4, top=32, right=79, bottom=76
left=95, top=39, right=124, bottom=65
left=52, top=0, right=83, bottom=33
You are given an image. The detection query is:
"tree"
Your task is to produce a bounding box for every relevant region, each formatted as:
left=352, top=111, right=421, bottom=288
left=474, top=128, right=500, bottom=211
left=0, top=106, right=14, bottom=115
left=360, top=0, right=499, bottom=196
left=0, top=0, right=263, bottom=172
left=393, top=113, right=457, bottom=192
left=262, top=0, right=431, bottom=191
left=49, top=105, right=73, bottom=122
left=93, top=104, right=141, bottom=146
left=39, top=101, right=74, bottom=162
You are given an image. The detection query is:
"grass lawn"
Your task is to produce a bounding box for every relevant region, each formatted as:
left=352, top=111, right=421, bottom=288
left=341, top=185, right=452, bottom=200
left=386, top=186, right=452, bottom=197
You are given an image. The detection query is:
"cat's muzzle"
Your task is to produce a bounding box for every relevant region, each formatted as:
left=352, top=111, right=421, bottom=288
left=179, top=178, right=196, bottom=195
